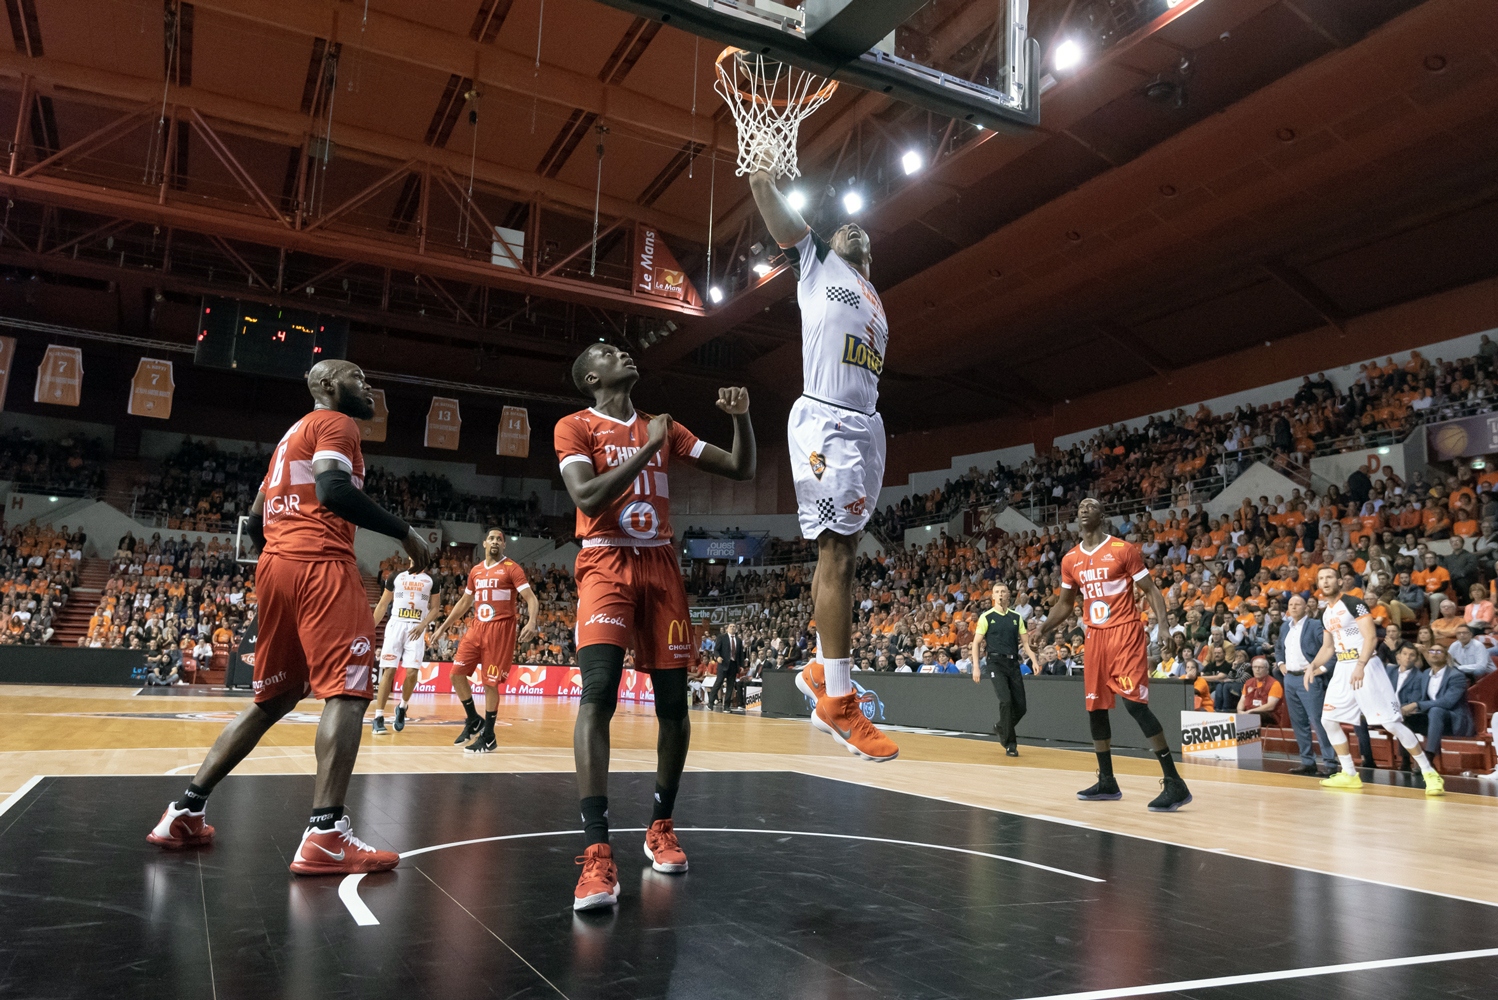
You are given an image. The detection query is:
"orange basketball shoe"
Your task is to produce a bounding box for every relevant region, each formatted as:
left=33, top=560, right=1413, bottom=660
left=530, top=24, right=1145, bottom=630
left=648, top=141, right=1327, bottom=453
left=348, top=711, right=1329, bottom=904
left=146, top=802, right=215, bottom=849
left=288, top=817, right=400, bottom=875
left=574, top=843, right=621, bottom=911
left=813, top=692, right=900, bottom=762
left=643, top=819, right=688, bottom=873
left=795, top=661, right=826, bottom=701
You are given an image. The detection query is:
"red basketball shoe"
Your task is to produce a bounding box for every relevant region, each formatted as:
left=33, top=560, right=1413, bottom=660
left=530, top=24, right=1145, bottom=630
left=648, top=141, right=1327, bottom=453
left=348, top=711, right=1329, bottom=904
left=813, top=692, right=900, bottom=762
left=288, top=817, right=400, bottom=875
left=795, top=660, right=826, bottom=701
left=574, top=843, right=621, bottom=911
left=146, top=802, right=215, bottom=849
left=643, top=819, right=689, bottom=873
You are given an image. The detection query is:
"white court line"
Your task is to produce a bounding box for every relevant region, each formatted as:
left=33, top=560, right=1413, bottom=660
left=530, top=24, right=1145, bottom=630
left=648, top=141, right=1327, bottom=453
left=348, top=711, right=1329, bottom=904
left=807, top=770, right=1498, bottom=911
left=1009, top=946, right=1498, bottom=1000
left=339, top=874, right=378, bottom=927
left=0, top=775, right=43, bottom=818
left=341, top=825, right=1102, bottom=926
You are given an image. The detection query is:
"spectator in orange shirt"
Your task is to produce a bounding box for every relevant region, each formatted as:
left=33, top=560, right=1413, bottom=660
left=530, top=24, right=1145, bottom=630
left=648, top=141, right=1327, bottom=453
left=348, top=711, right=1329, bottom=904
left=1411, top=552, right=1451, bottom=617
left=1237, top=656, right=1283, bottom=719
left=1463, top=583, right=1494, bottom=634
left=1182, top=660, right=1214, bottom=712
left=1422, top=503, right=1452, bottom=540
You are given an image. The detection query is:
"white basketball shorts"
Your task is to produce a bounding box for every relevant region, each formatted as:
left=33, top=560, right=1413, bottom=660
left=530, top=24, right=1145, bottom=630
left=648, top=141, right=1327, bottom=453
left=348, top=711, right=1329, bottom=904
left=379, top=619, right=427, bottom=673
left=788, top=395, right=886, bottom=540
left=1322, top=654, right=1402, bottom=727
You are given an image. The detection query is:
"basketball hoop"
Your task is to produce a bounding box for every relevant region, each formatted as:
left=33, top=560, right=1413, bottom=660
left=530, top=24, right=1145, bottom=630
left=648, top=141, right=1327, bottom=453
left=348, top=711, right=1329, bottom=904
left=714, top=46, right=837, bottom=180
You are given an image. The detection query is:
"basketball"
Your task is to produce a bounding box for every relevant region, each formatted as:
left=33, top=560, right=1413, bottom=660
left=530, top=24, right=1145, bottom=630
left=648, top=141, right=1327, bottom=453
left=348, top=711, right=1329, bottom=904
left=1433, top=423, right=1468, bottom=459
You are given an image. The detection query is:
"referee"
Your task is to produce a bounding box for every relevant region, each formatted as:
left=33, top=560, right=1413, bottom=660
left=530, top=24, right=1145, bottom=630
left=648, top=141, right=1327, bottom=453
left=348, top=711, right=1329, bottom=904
left=971, top=583, right=1036, bottom=757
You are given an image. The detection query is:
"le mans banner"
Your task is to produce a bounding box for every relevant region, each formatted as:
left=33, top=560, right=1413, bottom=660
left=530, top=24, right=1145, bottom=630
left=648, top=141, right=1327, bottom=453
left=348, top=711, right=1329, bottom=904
left=393, top=663, right=654, bottom=703
left=633, top=226, right=701, bottom=307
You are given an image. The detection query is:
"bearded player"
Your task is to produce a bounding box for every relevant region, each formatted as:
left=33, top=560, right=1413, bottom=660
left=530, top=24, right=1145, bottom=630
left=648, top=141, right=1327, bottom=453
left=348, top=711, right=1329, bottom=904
left=369, top=555, right=440, bottom=735
left=748, top=164, right=898, bottom=763
left=432, top=529, right=540, bottom=754
left=1035, top=498, right=1192, bottom=812
left=146, top=360, right=434, bottom=873
left=1311, top=565, right=1444, bottom=795
left=558, top=342, right=754, bottom=911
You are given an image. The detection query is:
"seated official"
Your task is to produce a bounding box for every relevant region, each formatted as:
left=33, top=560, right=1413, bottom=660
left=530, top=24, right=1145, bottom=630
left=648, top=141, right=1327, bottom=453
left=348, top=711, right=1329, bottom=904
left=1390, top=643, right=1429, bottom=720
left=1408, top=645, right=1474, bottom=758
left=1237, top=656, right=1283, bottom=718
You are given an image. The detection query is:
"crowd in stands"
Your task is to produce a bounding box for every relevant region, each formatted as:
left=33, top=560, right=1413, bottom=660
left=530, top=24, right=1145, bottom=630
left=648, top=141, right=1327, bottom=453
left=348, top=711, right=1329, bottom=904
left=80, top=532, right=255, bottom=686
left=132, top=438, right=548, bottom=536
left=691, top=462, right=1498, bottom=722
left=869, top=341, right=1498, bottom=537
left=0, top=521, right=82, bottom=645
left=0, top=428, right=108, bottom=495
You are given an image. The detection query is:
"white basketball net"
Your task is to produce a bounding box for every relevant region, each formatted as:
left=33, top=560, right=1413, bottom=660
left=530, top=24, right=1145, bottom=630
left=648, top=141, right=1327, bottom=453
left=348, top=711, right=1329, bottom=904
left=714, top=47, right=837, bottom=180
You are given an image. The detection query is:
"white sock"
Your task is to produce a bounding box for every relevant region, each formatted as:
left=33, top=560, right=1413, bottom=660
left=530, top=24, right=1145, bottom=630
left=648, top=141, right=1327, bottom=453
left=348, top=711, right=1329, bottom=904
left=1409, top=749, right=1436, bottom=774
left=373, top=709, right=384, bottom=719
left=398, top=696, right=409, bottom=708
left=824, top=657, right=852, bottom=698
left=1337, top=753, right=1355, bottom=773
left=1385, top=722, right=1438, bottom=773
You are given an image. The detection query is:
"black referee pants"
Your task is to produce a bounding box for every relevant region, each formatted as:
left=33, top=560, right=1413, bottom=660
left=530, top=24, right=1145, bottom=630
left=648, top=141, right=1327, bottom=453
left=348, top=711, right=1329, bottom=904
left=988, top=657, right=1027, bottom=749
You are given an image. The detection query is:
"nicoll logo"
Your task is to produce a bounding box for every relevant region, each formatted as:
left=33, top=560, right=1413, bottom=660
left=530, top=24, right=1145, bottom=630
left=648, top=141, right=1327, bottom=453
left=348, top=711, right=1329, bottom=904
left=585, top=612, right=627, bottom=629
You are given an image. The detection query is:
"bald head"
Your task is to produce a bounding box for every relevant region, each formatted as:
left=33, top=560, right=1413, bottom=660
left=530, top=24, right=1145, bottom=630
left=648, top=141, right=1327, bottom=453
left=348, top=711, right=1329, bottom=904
left=308, top=359, right=375, bottom=420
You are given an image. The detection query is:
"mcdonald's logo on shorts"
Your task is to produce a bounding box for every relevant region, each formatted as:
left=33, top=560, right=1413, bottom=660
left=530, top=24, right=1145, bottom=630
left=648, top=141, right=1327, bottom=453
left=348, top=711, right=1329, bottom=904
left=1114, top=674, right=1134, bottom=693
left=667, top=619, right=692, bottom=652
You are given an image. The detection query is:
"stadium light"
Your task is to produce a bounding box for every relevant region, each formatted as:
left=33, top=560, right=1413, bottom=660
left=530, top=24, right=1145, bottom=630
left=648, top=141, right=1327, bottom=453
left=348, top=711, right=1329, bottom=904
left=842, top=190, right=864, bottom=214
left=901, top=150, right=923, bottom=175
left=752, top=262, right=772, bottom=277
left=1054, top=39, right=1084, bottom=71
left=708, top=286, right=724, bottom=304
left=786, top=189, right=807, bottom=211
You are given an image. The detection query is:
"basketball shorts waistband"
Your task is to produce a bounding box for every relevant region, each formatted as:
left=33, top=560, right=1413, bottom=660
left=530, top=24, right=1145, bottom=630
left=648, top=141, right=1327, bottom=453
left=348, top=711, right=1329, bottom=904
left=579, top=537, right=674, bottom=549
left=799, top=393, right=877, bottom=417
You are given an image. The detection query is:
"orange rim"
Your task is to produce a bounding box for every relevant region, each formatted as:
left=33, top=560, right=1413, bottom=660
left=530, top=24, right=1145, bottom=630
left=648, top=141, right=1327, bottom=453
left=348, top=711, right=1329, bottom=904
left=716, top=46, right=838, bottom=110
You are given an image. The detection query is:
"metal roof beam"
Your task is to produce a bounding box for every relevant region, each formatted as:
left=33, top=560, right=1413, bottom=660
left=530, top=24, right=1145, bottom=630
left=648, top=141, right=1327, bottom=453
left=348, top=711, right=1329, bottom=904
left=0, top=52, right=710, bottom=244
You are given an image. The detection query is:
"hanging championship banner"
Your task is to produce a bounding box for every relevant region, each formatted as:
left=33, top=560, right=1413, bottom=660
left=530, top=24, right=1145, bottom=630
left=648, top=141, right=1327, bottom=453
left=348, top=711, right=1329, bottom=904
left=357, top=388, right=389, bottom=442
left=127, top=358, right=175, bottom=419
left=497, top=405, right=530, bottom=457
left=633, top=226, right=701, bottom=306
left=425, top=396, right=461, bottom=450
left=34, top=345, right=82, bottom=406
left=0, top=335, right=15, bottom=411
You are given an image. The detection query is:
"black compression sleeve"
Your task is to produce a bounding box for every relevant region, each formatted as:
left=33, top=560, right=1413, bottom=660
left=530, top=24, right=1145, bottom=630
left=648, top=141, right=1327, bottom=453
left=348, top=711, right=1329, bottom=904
left=314, top=469, right=412, bottom=540
left=246, top=513, right=266, bottom=550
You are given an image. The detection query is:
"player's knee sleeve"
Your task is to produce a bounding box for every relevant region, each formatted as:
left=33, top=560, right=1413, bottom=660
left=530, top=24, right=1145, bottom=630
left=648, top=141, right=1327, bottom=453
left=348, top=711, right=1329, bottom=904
left=578, top=644, right=625, bottom=711
left=1383, top=719, right=1421, bottom=751
left=1088, top=709, right=1112, bottom=742
left=652, top=670, right=689, bottom=722
left=1320, top=717, right=1344, bottom=744
left=1123, top=699, right=1163, bottom=739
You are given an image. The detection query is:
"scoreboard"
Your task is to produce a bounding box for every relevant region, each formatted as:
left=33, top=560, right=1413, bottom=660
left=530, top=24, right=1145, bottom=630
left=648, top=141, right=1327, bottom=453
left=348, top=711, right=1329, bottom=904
left=194, top=298, right=349, bottom=379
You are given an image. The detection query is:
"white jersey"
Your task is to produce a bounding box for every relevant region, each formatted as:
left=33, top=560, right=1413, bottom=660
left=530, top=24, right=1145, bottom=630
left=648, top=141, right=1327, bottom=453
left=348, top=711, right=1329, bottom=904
left=783, top=229, right=887, bottom=415
left=385, top=570, right=433, bottom=626
left=1322, top=594, right=1372, bottom=662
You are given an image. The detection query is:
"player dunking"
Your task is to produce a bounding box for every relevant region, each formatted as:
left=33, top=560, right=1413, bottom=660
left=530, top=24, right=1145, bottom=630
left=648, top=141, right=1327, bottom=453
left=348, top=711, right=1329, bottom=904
left=748, top=163, right=898, bottom=763
left=1311, top=565, right=1444, bottom=795
left=146, top=360, right=434, bottom=873
left=557, top=343, right=754, bottom=911
left=370, top=557, right=440, bottom=735
left=1035, top=498, right=1192, bottom=812
left=433, top=530, right=540, bottom=754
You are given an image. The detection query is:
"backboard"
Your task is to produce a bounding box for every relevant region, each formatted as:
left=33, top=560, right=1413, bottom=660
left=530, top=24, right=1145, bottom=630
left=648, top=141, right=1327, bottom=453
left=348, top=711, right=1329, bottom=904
left=592, top=0, right=1039, bottom=133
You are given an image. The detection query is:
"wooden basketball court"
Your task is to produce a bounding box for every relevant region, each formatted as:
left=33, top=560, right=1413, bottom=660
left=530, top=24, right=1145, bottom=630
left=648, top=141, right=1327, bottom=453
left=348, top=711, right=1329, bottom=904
left=4, top=686, right=1497, bottom=999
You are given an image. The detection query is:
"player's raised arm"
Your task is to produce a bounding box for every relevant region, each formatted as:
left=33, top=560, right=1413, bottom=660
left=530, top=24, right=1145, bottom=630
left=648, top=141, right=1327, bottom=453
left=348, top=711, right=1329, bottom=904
left=559, top=413, right=673, bottom=517
left=748, top=167, right=810, bottom=248
left=691, top=387, right=756, bottom=482
left=312, top=456, right=434, bottom=571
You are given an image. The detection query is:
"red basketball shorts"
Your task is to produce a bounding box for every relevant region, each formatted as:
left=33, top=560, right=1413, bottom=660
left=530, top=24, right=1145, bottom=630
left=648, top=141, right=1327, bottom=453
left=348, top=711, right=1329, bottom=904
left=453, top=618, right=518, bottom=688
left=253, top=553, right=376, bottom=703
left=1082, top=624, right=1150, bottom=711
left=574, top=542, right=691, bottom=672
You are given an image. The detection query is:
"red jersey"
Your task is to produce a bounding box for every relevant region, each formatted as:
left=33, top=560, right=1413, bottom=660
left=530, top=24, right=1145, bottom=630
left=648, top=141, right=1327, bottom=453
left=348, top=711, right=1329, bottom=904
left=465, top=558, right=530, bottom=623
left=1060, top=535, right=1149, bottom=630
left=259, top=409, right=364, bottom=563
left=554, top=408, right=704, bottom=545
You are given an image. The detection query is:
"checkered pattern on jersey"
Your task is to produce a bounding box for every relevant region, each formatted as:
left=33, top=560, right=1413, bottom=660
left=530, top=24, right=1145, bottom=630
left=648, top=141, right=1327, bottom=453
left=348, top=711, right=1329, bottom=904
left=816, top=498, right=837, bottom=523
left=826, top=286, right=861, bottom=309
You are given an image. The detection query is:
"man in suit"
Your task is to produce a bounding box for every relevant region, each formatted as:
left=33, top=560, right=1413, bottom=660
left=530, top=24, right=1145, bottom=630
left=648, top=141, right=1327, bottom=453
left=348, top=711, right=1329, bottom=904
left=1275, top=594, right=1337, bottom=775
left=1403, top=644, right=1474, bottom=758
left=711, top=624, right=745, bottom=711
